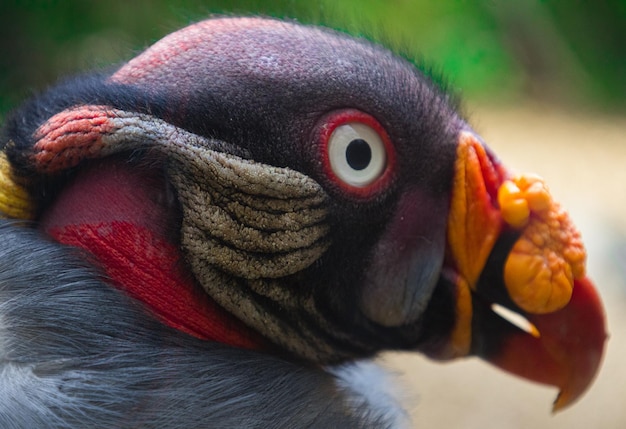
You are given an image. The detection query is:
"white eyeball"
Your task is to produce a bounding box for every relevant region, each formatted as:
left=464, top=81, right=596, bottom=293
left=327, top=123, right=387, bottom=187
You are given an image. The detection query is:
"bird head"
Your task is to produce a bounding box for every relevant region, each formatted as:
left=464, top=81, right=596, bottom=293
left=0, top=17, right=606, bottom=411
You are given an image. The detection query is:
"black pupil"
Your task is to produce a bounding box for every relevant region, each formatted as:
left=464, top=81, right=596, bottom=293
left=345, top=139, right=372, bottom=171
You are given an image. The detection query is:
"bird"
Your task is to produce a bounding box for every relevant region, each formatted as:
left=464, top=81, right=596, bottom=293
left=0, top=16, right=607, bottom=428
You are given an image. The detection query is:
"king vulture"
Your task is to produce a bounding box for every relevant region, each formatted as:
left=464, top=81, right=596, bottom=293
left=0, top=17, right=606, bottom=428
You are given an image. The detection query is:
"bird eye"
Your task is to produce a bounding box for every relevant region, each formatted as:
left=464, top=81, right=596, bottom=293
left=320, top=110, right=395, bottom=196
left=328, top=123, right=386, bottom=187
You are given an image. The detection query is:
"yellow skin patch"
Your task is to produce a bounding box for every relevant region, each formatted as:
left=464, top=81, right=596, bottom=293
left=498, top=174, right=586, bottom=314
left=447, top=132, right=503, bottom=288
left=0, top=151, right=34, bottom=220
left=449, top=275, right=473, bottom=358
left=444, top=132, right=499, bottom=359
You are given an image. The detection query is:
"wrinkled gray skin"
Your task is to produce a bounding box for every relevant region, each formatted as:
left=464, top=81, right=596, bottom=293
left=0, top=222, right=401, bottom=428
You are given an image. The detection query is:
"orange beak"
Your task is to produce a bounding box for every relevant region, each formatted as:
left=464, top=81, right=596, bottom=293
left=439, top=132, right=607, bottom=411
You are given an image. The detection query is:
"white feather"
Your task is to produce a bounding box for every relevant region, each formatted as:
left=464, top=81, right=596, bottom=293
left=330, top=360, right=413, bottom=429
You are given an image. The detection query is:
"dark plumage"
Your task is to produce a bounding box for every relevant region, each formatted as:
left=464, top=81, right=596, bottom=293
left=0, top=17, right=606, bottom=427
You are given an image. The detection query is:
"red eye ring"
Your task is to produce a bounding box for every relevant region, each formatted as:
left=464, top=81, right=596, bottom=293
left=318, top=109, right=396, bottom=199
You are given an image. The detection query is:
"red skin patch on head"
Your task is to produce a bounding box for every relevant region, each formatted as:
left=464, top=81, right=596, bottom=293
left=40, top=159, right=267, bottom=350
left=111, top=18, right=290, bottom=84
left=33, top=106, right=116, bottom=172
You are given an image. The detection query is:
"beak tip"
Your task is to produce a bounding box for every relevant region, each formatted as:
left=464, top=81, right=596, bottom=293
left=552, top=276, right=608, bottom=412
left=552, top=394, right=567, bottom=413
left=553, top=392, right=567, bottom=413
left=552, top=386, right=586, bottom=413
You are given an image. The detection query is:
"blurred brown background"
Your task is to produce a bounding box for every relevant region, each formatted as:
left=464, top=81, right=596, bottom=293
left=2, top=1, right=624, bottom=427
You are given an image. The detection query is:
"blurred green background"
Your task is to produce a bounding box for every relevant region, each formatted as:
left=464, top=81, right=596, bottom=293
left=0, top=0, right=624, bottom=123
